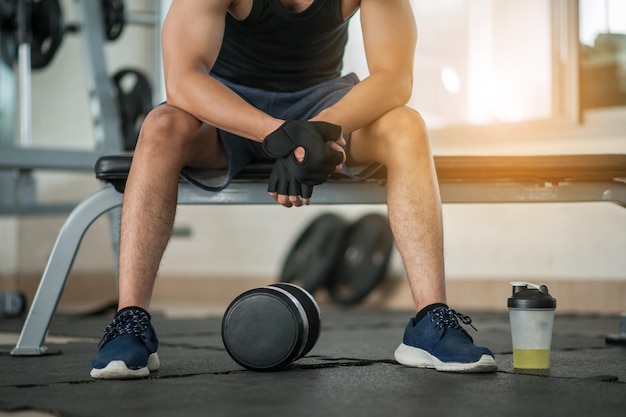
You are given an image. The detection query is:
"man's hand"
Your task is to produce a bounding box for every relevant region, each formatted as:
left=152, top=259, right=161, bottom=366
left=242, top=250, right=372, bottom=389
left=267, top=158, right=313, bottom=207
left=263, top=120, right=345, bottom=186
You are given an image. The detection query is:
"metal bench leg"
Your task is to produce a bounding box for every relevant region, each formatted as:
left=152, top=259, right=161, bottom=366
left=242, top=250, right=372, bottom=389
left=11, top=186, right=123, bottom=356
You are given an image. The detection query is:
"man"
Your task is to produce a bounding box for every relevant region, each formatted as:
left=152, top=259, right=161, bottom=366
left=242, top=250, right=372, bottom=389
left=90, top=0, right=497, bottom=379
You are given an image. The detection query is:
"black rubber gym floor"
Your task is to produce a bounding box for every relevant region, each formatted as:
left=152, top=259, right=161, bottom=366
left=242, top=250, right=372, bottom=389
left=1, top=309, right=624, bottom=417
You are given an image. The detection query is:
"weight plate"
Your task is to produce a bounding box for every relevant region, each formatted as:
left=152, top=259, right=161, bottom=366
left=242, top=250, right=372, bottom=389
left=111, top=68, right=153, bottom=150
left=0, top=291, right=26, bottom=317
left=0, top=0, right=16, bottom=23
left=0, top=0, right=64, bottom=70
left=326, top=213, right=394, bottom=305
left=279, top=213, right=349, bottom=293
left=31, top=0, right=64, bottom=69
left=272, top=282, right=321, bottom=357
left=0, top=26, right=16, bottom=68
left=222, top=290, right=302, bottom=371
left=101, top=0, right=125, bottom=41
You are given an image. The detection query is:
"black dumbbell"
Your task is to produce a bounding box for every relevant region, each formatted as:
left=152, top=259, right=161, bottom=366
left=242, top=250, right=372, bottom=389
left=221, top=283, right=321, bottom=372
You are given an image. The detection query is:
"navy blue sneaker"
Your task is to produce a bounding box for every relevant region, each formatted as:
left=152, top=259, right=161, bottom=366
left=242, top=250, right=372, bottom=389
left=90, top=307, right=159, bottom=379
left=394, top=306, right=497, bottom=373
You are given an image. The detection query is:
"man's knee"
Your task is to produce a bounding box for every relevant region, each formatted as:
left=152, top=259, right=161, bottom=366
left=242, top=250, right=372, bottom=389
left=380, top=107, right=428, bottom=146
left=137, top=105, right=202, bottom=152
left=351, top=106, right=430, bottom=165
left=141, top=106, right=197, bottom=140
left=369, top=107, right=431, bottom=164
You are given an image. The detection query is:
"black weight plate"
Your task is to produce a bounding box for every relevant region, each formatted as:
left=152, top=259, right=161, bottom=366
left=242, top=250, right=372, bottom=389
left=101, top=0, right=125, bottom=41
left=0, top=26, right=16, bottom=68
left=279, top=213, right=348, bottom=293
left=0, top=0, right=64, bottom=69
left=31, top=0, right=64, bottom=69
left=0, top=0, right=15, bottom=68
left=271, top=283, right=321, bottom=357
left=327, top=213, right=394, bottom=305
left=1, top=291, right=26, bottom=317
left=222, top=287, right=305, bottom=372
left=111, top=68, right=153, bottom=150
left=0, top=0, right=16, bottom=23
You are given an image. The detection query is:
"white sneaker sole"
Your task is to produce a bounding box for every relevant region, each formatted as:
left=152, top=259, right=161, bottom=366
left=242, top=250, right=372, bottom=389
left=394, top=343, right=497, bottom=373
left=90, top=353, right=160, bottom=379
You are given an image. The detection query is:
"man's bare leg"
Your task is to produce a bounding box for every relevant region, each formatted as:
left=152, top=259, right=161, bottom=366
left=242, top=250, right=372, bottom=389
left=91, top=104, right=228, bottom=379
left=351, top=106, right=496, bottom=372
left=350, top=107, right=445, bottom=313
left=117, top=104, right=228, bottom=311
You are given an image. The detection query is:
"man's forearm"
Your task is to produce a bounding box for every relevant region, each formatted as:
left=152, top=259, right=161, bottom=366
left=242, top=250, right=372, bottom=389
left=165, top=71, right=283, bottom=142
left=311, top=70, right=413, bottom=134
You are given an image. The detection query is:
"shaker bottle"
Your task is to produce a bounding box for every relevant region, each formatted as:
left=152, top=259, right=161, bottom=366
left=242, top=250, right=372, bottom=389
left=508, top=282, right=557, bottom=369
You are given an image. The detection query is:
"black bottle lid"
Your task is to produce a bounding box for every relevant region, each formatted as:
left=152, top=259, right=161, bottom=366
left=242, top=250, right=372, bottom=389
left=508, top=282, right=556, bottom=309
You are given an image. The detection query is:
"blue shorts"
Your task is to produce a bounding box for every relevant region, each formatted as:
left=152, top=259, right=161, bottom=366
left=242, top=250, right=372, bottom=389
left=180, top=73, right=382, bottom=191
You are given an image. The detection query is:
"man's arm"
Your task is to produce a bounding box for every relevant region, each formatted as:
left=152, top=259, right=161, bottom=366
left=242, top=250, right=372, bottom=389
left=312, top=0, right=417, bottom=133
left=162, top=0, right=345, bottom=206
left=161, top=0, right=282, bottom=141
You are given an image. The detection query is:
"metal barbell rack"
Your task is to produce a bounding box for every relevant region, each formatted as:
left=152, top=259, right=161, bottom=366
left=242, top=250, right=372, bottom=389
left=0, top=0, right=161, bottom=214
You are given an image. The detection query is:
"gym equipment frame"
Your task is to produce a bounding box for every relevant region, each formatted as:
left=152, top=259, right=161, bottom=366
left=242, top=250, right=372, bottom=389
left=0, top=0, right=159, bottom=214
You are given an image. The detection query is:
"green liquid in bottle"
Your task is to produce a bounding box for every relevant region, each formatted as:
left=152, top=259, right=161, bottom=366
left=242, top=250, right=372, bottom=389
left=513, top=349, right=550, bottom=369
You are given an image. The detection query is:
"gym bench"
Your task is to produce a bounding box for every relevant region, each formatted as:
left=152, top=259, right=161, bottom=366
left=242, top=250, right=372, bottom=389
left=11, top=153, right=626, bottom=355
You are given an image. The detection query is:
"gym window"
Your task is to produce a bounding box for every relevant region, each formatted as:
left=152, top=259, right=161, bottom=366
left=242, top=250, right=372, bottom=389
left=579, top=0, right=626, bottom=111
left=344, top=0, right=626, bottom=137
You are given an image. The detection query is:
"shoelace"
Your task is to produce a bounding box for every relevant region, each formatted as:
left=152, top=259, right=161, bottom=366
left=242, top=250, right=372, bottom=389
left=99, top=308, right=151, bottom=348
left=428, top=308, right=478, bottom=337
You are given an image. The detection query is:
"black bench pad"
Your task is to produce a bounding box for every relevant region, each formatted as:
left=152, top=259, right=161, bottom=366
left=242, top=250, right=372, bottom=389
left=96, top=154, right=626, bottom=186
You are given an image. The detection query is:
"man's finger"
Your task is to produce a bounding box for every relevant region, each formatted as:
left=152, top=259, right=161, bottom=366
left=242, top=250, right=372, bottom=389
left=277, top=194, right=292, bottom=207
left=328, top=142, right=347, bottom=164
left=301, top=184, right=314, bottom=199
left=289, top=195, right=303, bottom=207
left=324, top=147, right=344, bottom=167
left=309, top=121, right=342, bottom=143
left=288, top=177, right=300, bottom=196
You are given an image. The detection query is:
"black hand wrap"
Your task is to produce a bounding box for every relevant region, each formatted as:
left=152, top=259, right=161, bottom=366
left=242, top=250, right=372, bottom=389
left=262, top=120, right=344, bottom=186
left=268, top=158, right=314, bottom=199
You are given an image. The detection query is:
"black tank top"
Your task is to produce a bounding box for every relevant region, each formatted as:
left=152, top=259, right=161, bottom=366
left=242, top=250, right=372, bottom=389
left=211, top=0, right=350, bottom=92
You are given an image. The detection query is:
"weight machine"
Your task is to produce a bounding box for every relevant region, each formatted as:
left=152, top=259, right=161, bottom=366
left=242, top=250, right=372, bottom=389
left=0, top=0, right=158, bottom=215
